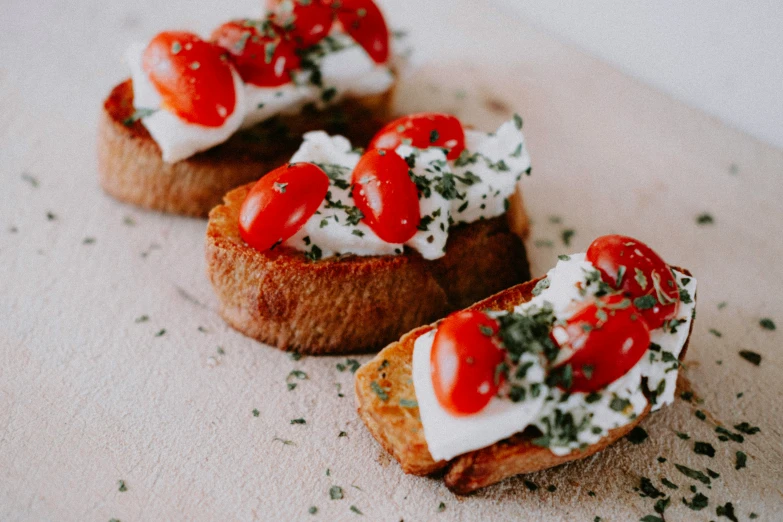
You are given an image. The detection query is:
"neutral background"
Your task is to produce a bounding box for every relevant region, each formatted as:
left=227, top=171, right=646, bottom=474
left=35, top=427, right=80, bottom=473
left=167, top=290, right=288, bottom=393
left=497, top=0, right=783, bottom=150
left=1, top=0, right=782, bottom=520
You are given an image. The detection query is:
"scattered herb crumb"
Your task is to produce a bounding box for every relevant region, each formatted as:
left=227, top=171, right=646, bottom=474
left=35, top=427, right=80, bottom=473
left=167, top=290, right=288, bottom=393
left=338, top=431, right=347, bottom=438
left=118, top=480, right=127, bottom=492
left=216, top=346, right=225, bottom=355
left=626, top=426, right=649, bottom=444
left=708, top=328, right=722, bottom=337
left=546, top=485, right=557, bottom=492
left=83, top=237, right=96, bottom=245
left=694, top=441, right=715, bottom=457
left=561, top=229, right=575, bottom=246
left=336, top=359, right=361, bottom=373
left=716, top=501, right=738, bottom=521
left=252, top=409, right=260, bottom=417
left=534, top=239, right=554, bottom=248
left=21, top=172, right=39, bottom=187
left=658, top=457, right=667, bottom=463
left=661, top=478, right=678, bottom=489
left=155, top=329, right=166, bottom=337
left=674, top=464, right=711, bottom=485
left=759, top=318, right=776, bottom=330
left=329, top=486, right=343, bottom=500
left=733, top=422, right=760, bottom=435
left=46, top=211, right=56, bottom=221
left=717, top=301, right=727, bottom=309
left=735, top=451, right=747, bottom=470
left=290, top=418, right=306, bottom=424
left=370, top=381, right=389, bottom=401
left=523, top=480, right=538, bottom=491
left=437, top=502, right=446, bottom=512
left=135, top=315, right=149, bottom=323
left=696, top=213, right=714, bottom=225
left=682, top=491, right=709, bottom=511
left=272, top=437, right=294, bottom=445
left=349, top=505, right=362, bottom=515
left=676, top=431, right=691, bottom=440
left=587, top=490, right=596, bottom=497
left=738, top=350, right=761, bottom=366
left=308, top=506, right=318, bottom=515
left=123, top=216, right=136, bottom=226
left=695, top=410, right=706, bottom=421
left=639, top=516, right=663, bottom=522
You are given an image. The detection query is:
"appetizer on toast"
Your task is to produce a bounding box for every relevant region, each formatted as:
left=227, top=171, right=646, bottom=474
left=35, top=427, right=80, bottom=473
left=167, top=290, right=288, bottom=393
left=206, top=113, right=533, bottom=354
left=355, top=235, right=697, bottom=493
left=99, top=0, right=400, bottom=217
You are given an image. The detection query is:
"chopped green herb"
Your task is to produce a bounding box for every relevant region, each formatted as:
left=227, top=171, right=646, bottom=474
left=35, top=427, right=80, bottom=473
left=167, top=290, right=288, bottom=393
left=661, top=478, right=677, bottom=489
left=694, top=441, right=715, bottom=457
left=676, top=431, right=690, bottom=440
left=399, top=399, right=418, bottom=408
left=290, top=418, right=306, bottom=424
left=523, top=480, right=538, bottom=491
left=252, top=409, right=260, bottom=417
left=695, top=410, right=706, bottom=421
left=715, top=426, right=744, bottom=443
left=329, top=486, right=343, bottom=500
left=513, top=113, right=524, bottom=130
left=716, top=502, right=738, bottom=521
left=155, top=329, right=166, bottom=337
left=272, top=437, right=294, bottom=445
left=370, top=381, right=389, bottom=401
left=674, top=464, right=711, bottom=485
left=682, top=491, right=709, bottom=510
left=735, top=451, right=747, bottom=470
left=122, top=107, right=157, bottom=126
left=708, top=328, right=722, bottom=337
left=639, top=516, right=663, bottom=522
left=135, top=315, right=149, bottom=323
left=738, top=350, right=761, bottom=366
left=561, top=229, right=575, bottom=246
left=626, top=426, right=649, bottom=445
left=118, top=480, right=127, bottom=492
left=308, top=506, right=318, bottom=515
left=349, top=505, right=362, bottom=515
left=759, top=317, right=776, bottom=330
left=696, top=213, right=714, bottom=225
left=717, top=301, right=727, bottom=309
left=437, top=501, right=446, bottom=512
left=639, top=477, right=664, bottom=498
left=634, top=295, right=657, bottom=310
left=339, top=431, right=347, bottom=438
left=546, top=485, right=557, bottom=492
left=558, top=254, right=571, bottom=261
left=733, top=422, right=760, bottom=435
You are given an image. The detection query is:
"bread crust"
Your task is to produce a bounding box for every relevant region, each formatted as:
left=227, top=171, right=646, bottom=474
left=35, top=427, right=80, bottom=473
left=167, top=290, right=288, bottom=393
left=98, top=79, right=395, bottom=217
left=205, top=183, right=530, bottom=355
left=355, top=268, right=695, bottom=493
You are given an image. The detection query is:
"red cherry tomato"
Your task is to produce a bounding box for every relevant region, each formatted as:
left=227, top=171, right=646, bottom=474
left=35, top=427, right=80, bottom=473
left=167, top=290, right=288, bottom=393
left=368, top=113, right=466, bottom=160
left=552, top=294, right=651, bottom=393
left=586, top=234, right=680, bottom=330
left=351, top=149, right=420, bottom=243
left=239, top=163, right=329, bottom=251
left=143, top=31, right=237, bottom=127
left=266, top=0, right=335, bottom=48
left=335, top=0, right=390, bottom=63
left=431, top=311, right=506, bottom=415
left=211, top=20, right=300, bottom=87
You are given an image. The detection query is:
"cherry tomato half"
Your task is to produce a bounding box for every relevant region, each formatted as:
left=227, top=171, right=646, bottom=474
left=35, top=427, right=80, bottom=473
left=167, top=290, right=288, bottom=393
left=211, top=20, right=300, bottom=87
left=586, top=234, right=680, bottom=330
left=266, top=0, right=335, bottom=48
left=239, top=163, right=329, bottom=251
left=551, top=294, right=650, bottom=393
left=143, top=31, right=237, bottom=127
left=431, top=310, right=505, bottom=415
left=351, top=149, right=420, bottom=243
left=335, top=0, right=390, bottom=63
left=368, top=113, right=466, bottom=160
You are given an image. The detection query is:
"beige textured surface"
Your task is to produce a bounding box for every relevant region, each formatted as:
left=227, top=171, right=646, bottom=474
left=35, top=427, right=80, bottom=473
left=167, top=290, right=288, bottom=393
left=1, top=0, right=782, bottom=520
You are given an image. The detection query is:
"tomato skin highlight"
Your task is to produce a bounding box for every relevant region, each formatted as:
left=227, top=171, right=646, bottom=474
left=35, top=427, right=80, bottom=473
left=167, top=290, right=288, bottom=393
left=368, top=113, right=466, bottom=160
left=335, top=0, right=390, bottom=63
left=211, top=20, right=300, bottom=87
left=266, top=0, right=335, bottom=48
left=431, top=311, right=505, bottom=415
left=239, top=163, right=329, bottom=252
left=142, top=31, right=237, bottom=127
left=552, top=294, right=651, bottom=393
left=351, top=149, right=421, bottom=243
left=586, top=234, right=680, bottom=330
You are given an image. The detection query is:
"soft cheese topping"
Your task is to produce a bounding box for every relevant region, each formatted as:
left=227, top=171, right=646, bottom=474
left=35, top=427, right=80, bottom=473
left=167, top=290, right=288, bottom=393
left=126, top=7, right=398, bottom=163
left=281, top=118, right=531, bottom=260
left=413, top=253, right=696, bottom=461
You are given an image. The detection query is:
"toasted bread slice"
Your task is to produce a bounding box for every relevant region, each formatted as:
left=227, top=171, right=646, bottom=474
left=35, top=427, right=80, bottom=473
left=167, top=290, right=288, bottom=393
left=98, top=79, right=394, bottom=217
left=205, top=183, right=531, bottom=355
left=355, top=268, right=694, bottom=494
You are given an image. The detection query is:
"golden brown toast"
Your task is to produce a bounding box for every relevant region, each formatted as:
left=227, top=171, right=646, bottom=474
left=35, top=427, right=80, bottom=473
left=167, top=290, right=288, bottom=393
left=355, top=268, right=694, bottom=494
left=205, top=183, right=531, bottom=355
left=97, top=79, right=394, bottom=217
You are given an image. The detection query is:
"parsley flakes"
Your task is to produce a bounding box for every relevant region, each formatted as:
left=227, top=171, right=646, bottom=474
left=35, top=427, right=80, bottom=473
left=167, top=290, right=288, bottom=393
left=738, top=350, right=761, bottom=366
left=759, top=317, right=776, bottom=330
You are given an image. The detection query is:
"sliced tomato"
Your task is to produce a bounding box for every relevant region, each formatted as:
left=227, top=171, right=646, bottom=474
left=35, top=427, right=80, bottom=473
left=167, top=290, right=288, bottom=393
left=586, top=234, right=680, bottom=330
left=142, top=31, right=237, bottom=127
left=239, top=163, right=329, bottom=251
left=551, top=294, right=650, bottom=393
left=368, top=113, right=466, bottom=160
left=335, top=0, right=389, bottom=63
left=211, top=20, right=300, bottom=87
left=351, top=149, right=420, bottom=243
left=266, top=0, right=335, bottom=48
left=431, top=311, right=505, bottom=415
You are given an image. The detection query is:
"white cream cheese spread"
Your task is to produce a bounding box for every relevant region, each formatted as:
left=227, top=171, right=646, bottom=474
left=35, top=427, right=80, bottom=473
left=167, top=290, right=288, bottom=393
left=127, top=30, right=395, bottom=163
left=413, top=253, right=696, bottom=461
left=282, top=117, right=531, bottom=260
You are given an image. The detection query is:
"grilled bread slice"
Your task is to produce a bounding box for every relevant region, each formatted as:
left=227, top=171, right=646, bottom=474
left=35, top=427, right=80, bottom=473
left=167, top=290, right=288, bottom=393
left=205, top=182, right=531, bottom=355
left=98, top=79, right=394, bottom=217
left=355, top=269, right=694, bottom=494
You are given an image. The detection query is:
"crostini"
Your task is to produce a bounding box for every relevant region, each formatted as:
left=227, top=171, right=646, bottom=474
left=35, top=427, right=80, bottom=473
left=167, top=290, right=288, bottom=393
left=355, top=234, right=697, bottom=493
left=98, top=0, right=400, bottom=217
left=206, top=113, right=533, bottom=354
